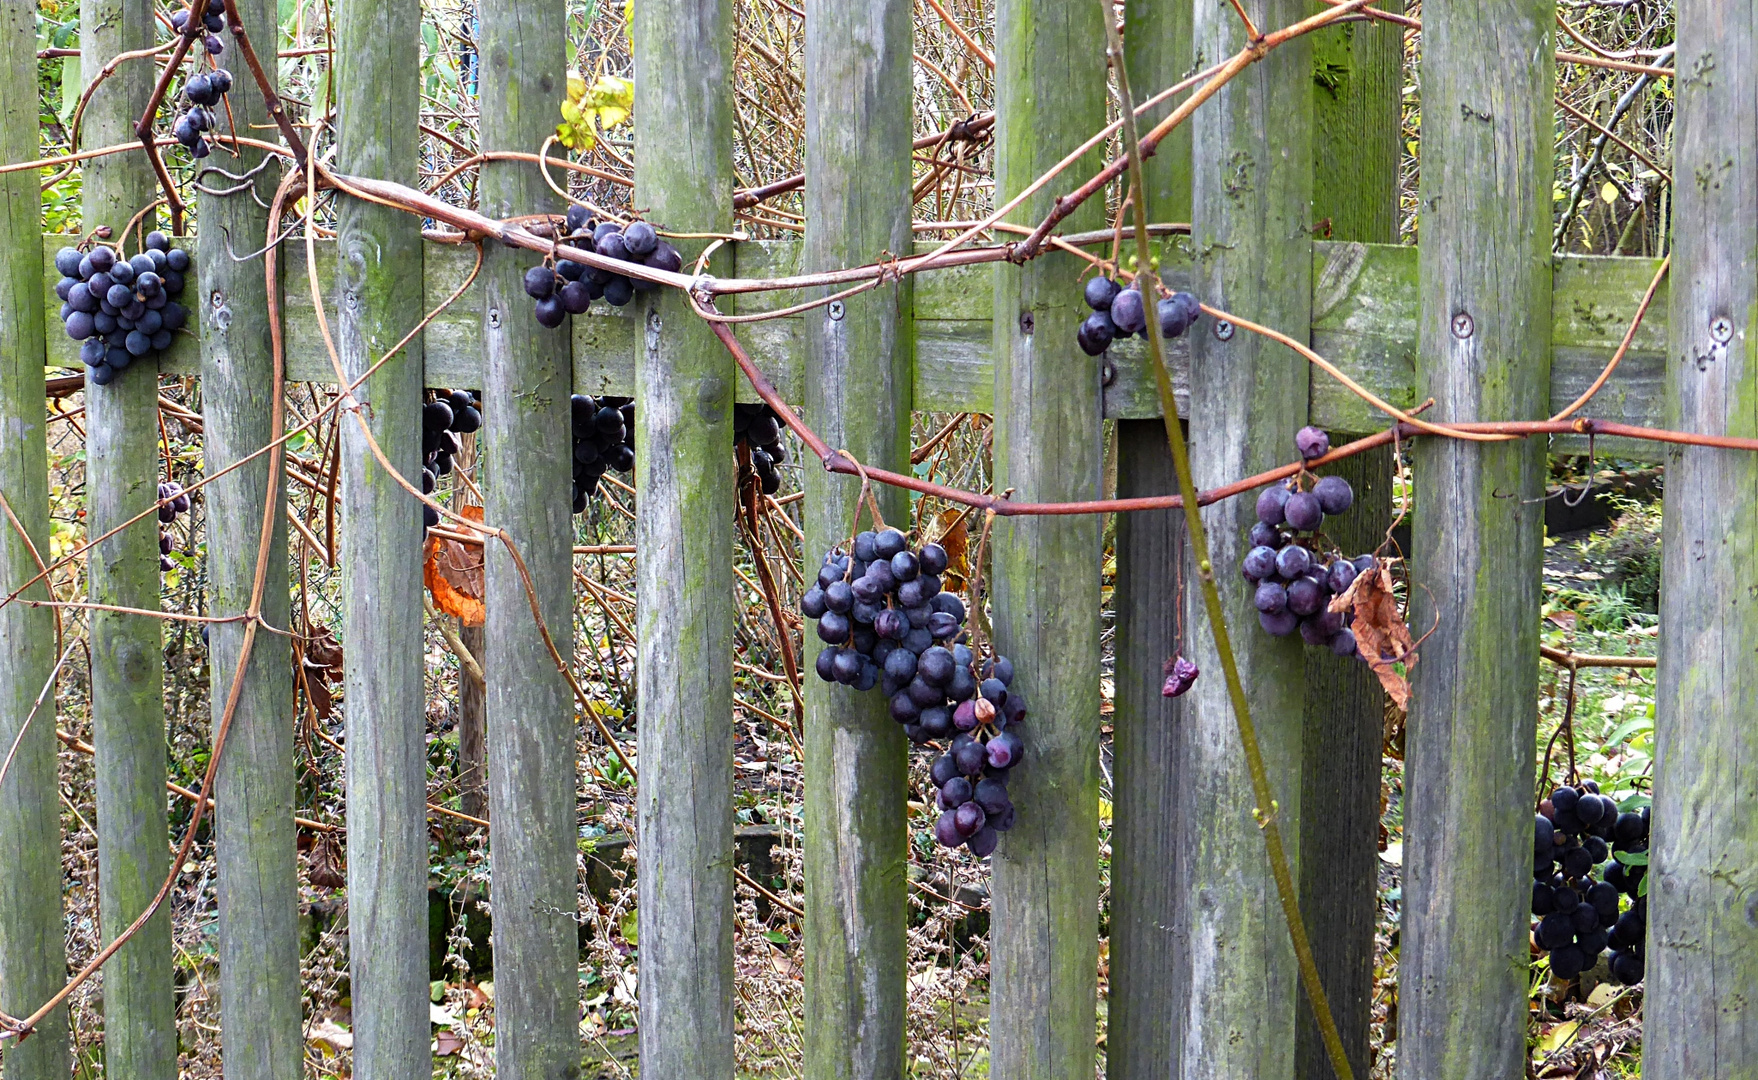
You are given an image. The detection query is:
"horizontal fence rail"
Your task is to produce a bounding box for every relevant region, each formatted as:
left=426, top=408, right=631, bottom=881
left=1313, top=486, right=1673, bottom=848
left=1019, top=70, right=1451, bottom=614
left=41, top=236, right=1667, bottom=450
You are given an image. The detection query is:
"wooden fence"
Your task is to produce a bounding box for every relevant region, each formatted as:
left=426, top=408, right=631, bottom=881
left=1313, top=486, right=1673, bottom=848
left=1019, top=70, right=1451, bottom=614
left=0, top=0, right=1752, bottom=1078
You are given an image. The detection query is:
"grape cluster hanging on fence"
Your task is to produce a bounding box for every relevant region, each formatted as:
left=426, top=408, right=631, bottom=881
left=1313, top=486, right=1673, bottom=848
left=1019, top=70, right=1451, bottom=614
left=56, top=234, right=190, bottom=386
left=156, top=481, right=191, bottom=573
left=805, top=527, right=1023, bottom=853
left=524, top=206, right=683, bottom=327
left=1242, top=426, right=1378, bottom=656
left=1076, top=275, right=1200, bottom=356
left=734, top=403, right=787, bottom=495
left=172, top=67, right=233, bottom=160
left=420, top=390, right=479, bottom=530
left=169, top=0, right=229, bottom=58
left=572, top=394, right=635, bottom=512
left=1533, top=783, right=1648, bottom=985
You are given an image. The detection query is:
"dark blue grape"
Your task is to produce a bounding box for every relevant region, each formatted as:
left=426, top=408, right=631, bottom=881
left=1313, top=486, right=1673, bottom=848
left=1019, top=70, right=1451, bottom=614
left=1256, top=484, right=1291, bottom=526
left=1083, top=276, right=1119, bottom=311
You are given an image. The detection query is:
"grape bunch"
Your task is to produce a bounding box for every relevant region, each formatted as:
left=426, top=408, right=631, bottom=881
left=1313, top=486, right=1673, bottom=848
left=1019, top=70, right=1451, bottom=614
left=524, top=206, right=684, bottom=329
left=171, top=67, right=233, bottom=159
left=1076, top=276, right=1201, bottom=356
left=156, top=481, right=191, bottom=572
left=420, top=389, right=481, bottom=530
left=1241, top=426, right=1374, bottom=655
left=571, top=394, right=635, bottom=513
left=169, top=0, right=229, bottom=57
left=733, top=403, right=787, bottom=495
left=803, top=528, right=1025, bottom=854
left=1533, top=782, right=1649, bottom=985
left=55, top=234, right=190, bottom=386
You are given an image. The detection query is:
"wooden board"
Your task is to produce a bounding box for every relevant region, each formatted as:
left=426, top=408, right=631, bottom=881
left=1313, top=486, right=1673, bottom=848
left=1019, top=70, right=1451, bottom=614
left=42, top=237, right=1671, bottom=454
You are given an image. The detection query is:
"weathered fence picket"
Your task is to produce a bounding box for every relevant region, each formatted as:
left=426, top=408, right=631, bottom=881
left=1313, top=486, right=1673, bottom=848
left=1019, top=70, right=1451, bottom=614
left=1296, top=14, right=1402, bottom=1080
left=1402, top=3, right=1553, bottom=1077
left=197, top=2, right=303, bottom=1077
left=80, top=0, right=176, bottom=1075
left=633, top=0, right=739, bottom=1074
left=1179, top=0, right=1313, bottom=1074
left=987, top=2, right=1107, bottom=1077
left=799, top=0, right=915, bottom=1075
left=0, top=1, right=70, bottom=1073
left=477, top=3, right=581, bottom=1077
left=335, top=0, right=431, bottom=1074
left=1650, top=5, right=1758, bottom=1077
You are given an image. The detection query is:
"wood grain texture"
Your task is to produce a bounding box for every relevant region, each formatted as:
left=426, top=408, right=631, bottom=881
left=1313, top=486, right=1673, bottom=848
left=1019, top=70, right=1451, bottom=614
left=1296, top=446, right=1390, bottom=1080
left=196, top=3, right=301, bottom=1078
left=800, top=0, right=913, bottom=1076
left=79, top=0, right=175, bottom=1073
left=0, top=1, right=70, bottom=1072
left=47, top=237, right=1672, bottom=450
left=1109, top=6, right=1194, bottom=1074
left=1297, top=15, right=1400, bottom=1079
left=475, top=5, right=579, bottom=1078
left=1178, top=1, right=1313, bottom=1076
left=334, top=0, right=430, bottom=1075
left=632, top=0, right=738, bottom=1076
left=1649, top=4, right=1758, bottom=1075
left=987, top=1, right=1106, bottom=1076
left=1398, top=4, right=1552, bottom=1078
left=1108, top=419, right=1188, bottom=1080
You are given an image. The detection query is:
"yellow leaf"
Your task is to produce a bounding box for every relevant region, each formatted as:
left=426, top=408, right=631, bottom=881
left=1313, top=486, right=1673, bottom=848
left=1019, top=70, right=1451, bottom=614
left=561, top=99, right=583, bottom=124
left=566, top=69, right=587, bottom=101
left=1600, top=181, right=1619, bottom=204
left=1098, top=796, right=1112, bottom=823
left=1539, top=1020, right=1580, bottom=1053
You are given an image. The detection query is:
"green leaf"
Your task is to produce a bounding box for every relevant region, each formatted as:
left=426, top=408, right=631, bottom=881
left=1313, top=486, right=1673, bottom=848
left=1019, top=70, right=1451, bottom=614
left=1614, top=849, right=1648, bottom=867
left=764, top=930, right=788, bottom=945
left=619, top=909, right=638, bottom=945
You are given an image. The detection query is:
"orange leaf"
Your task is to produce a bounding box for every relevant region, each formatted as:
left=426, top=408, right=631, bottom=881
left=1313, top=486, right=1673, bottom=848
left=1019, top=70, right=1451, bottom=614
left=932, top=507, right=971, bottom=592
left=425, top=505, right=486, bottom=626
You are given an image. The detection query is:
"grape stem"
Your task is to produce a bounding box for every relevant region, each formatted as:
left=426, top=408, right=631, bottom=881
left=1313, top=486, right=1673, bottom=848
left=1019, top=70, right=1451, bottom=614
left=1101, top=8, right=1357, bottom=1080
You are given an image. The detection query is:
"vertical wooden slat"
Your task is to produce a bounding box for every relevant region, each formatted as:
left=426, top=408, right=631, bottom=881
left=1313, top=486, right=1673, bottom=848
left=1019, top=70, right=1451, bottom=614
left=1109, top=419, right=1188, bottom=1080
left=800, top=0, right=913, bottom=1075
left=475, top=3, right=578, bottom=1077
left=1180, top=0, right=1313, bottom=1075
left=1650, top=5, right=1758, bottom=1076
left=989, top=1, right=1106, bottom=1076
left=79, top=0, right=175, bottom=1074
left=335, top=0, right=429, bottom=1074
left=1297, top=15, right=1401, bottom=1080
left=0, top=1, right=70, bottom=1073
left=632, top=0, right=737, bottom=1075
left=198, top=1, right=301, bottom=1076
left=1398, top=2, right=1551, bottom=1077
left=1110, top=8, right=1194, bottom=1076
left=1295, top=449, right=1390, bottom=1080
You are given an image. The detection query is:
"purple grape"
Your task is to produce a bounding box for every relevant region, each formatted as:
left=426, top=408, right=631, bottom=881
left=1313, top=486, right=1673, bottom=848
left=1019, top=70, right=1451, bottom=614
left=1284, top=491, right=1324, bottom=532
left=973, top=777, right=1010, bottom=815
left=1329, top=628, right=1357, bottom=657
left=1259, top=610, right=1299, bottom=637
left=1084, top=276, right=1120, bottom=311
left=918, top=543, right=950, bottom=576
left=1312, top=475, right=1354, bottom=514
left=1352, top=553, right=1378, bottom=575
left=1274, top=544, right=1313, bottom=580
left=985, top=656, right=1014, bottom=686
left=1242, top=545, right=1278, bottom=581
left=1295, top=426, right=1330, bottom=460
left=966, top=826, right=999, bottom=856
left=953, top=801, right=987, bottom=837
left=934, top=810, right=965, bottom=848
left=1248, top=522, right=1282, bottom=549
left=1110, top=287, right=1147, bottom=335
left=953, top=735, right=987, bottom=776
left=1326, top=559, right=1358, bottom=595
left=1298, top=616, right=1333, bottom=647
left=1078, top=311, right=1116, bottom=356
left=1254, top=581, right=1288, bottom=614
left=940, top=775, right=972, bottom=807
left=1161, top=655, right=1199, bottom=697
left=952, top=699, right=979, bottom=732
left=930, top=754, right=961, bottom=787
left=1256, top=485, right=1291, bottom=526
left=814, top=647, right=837, bottom=682
left=986, top=730, right=1023, bottom=769
left=1286, top=577, right=1324, bottom=617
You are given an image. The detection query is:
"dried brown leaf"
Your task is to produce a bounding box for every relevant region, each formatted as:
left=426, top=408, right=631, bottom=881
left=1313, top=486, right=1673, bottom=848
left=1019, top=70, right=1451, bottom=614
left=1330, top=562, right=1416, bottom=708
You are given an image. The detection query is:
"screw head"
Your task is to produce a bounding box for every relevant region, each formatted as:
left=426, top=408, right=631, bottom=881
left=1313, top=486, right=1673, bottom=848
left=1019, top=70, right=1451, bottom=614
left=1451, top=312, right=1474, bottom=339
left=1019, top=311, right=1034, bottom=335
left=828, top=300, right=845, bottom=321
left=1710, top=316, right=1733, bottom=343
left=1213, top=319, right=1234, bottom=341
left=487, top=308, right=502, bottom=329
